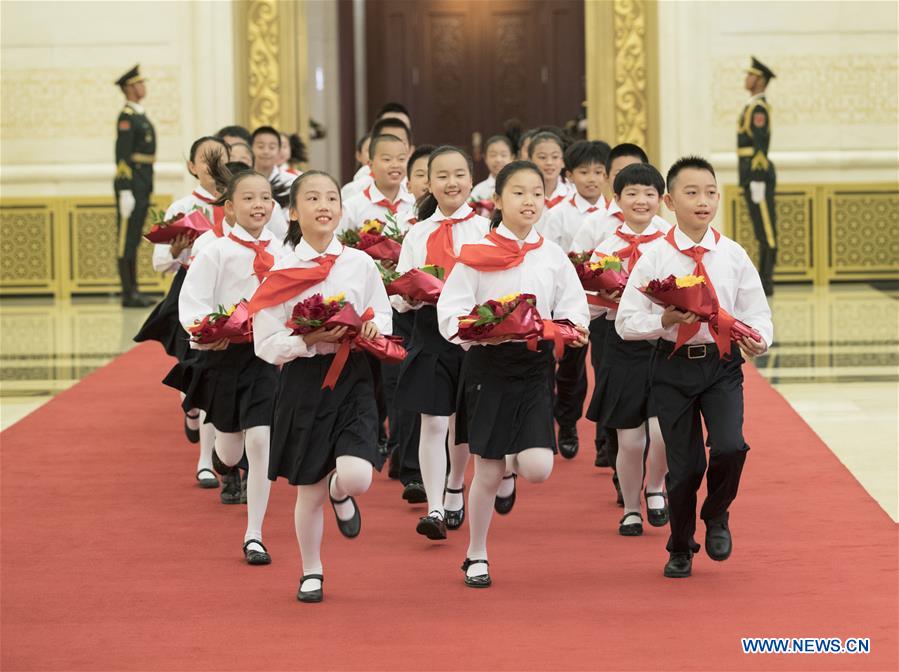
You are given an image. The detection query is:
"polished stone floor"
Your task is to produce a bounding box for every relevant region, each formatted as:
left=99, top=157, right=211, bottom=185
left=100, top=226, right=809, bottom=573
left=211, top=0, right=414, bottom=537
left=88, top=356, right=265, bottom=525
left=1, top=283, right=897, bottom=519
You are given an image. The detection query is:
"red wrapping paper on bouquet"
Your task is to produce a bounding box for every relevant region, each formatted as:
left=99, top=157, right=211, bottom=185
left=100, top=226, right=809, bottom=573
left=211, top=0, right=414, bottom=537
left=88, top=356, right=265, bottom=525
left=639, top=274, right=762, bottom=357
left=541, top=319, right=584, bottom=358
left=385, top=267, right=446, bottom=304
left=573, top=255, right=629, bottom=310
left=453, top=293, right=544, bottom=348
left=187, top=301, right=252, bottom=344
left=356, top=232, right=402, bottom=264
left=144, top=209, right=213, bottom=244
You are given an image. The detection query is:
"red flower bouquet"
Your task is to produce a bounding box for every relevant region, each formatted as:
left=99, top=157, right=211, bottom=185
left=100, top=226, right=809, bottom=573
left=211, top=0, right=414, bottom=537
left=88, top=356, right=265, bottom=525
left=575, top=255, right=629, bottom=293
left=144, top=208, right=212, bottom=244
left=287, top=293, right=347, bottom=335
left=376, top=262, right=401, bottom=287
left=541, top=319, right=585, bottom=357
left=385, top=265, right=446, bottom=304
left=455, top=293, right=544, bottom=342
left=338, top=214, right=404, bottom=264
left=640, top=274, right=762, bottom=355
left=187, top=301, right=251, bottom=344
left=568, top=251, right=593, bottom=266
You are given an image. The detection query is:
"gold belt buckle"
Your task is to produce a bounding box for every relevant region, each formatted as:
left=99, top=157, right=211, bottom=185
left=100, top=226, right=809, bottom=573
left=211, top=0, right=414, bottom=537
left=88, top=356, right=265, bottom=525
left=687, top=344, right=707, bottom=359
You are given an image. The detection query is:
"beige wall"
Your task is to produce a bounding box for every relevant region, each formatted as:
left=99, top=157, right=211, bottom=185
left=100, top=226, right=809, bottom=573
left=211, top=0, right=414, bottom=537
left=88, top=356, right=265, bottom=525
left=657, top=0, right=899, bottom=187
left=0, top=0, right=235, bottom=199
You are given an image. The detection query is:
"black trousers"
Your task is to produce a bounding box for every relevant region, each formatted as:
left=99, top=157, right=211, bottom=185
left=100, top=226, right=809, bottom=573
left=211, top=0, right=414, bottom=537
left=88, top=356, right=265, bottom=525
left=384, top=310, right=421, bottom=485
left=650, top=343, right=749, bottom=553
left=742, top=174, right=777, bottom=295
left=554, top=344, right=588, bottom=428
left=115, top=165, right=153, bottom=262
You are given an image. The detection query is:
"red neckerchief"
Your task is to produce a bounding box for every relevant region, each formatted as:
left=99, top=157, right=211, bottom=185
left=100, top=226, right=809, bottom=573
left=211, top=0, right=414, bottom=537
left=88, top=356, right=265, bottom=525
left=247, top=254, right=339, bottom=315
left=545, top=193, right=566, bottom=209
left=364, top=185, right=401, bottom=215
left=664, top=226, right=723, bottom=348
left=569, top=195, right=600, bottom=214
left=425, top=209, right=477, bottom=275
left=456, top=230, right=543, bottom=272
left=614, top=226, right=664, bottom=271
left=227, top=233, right=275, bottom=282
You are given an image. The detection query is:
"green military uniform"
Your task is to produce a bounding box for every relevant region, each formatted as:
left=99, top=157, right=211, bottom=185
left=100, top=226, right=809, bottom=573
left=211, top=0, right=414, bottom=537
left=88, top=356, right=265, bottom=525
left=738, top=57, right=777, bottom=296
left=114, top=65, right=156, bottom=306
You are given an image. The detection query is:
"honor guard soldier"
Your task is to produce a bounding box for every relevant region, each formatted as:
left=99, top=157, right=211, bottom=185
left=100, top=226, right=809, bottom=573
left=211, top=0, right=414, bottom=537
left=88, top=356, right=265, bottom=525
left=738, top=57, right=777, bottom=296
left=114, top=65, right=156, bottom=307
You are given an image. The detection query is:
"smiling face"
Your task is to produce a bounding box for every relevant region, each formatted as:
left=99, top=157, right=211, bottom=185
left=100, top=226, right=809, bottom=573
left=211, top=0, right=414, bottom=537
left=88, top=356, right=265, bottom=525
left=407, top=155, right=429, bottom=201
left=251, top=132, right=280, bottom=176
left=570, top=161, right=606, bottom=203
left=370, top=138, right=408, bottom=194
left=663, top=167, right=719, bottom=234
left=428, top=151, right=472, bottom=215
left=616, top=183, right=660, bottom=231
left=290, top=174, right=341, bottom=240
left=485, top=140, right=513, bottom=177
left=495, top=168, right=544, bottom=235
left=225, top=174, right=274, bottom=237
left=530, top=140, right=564, bottom=190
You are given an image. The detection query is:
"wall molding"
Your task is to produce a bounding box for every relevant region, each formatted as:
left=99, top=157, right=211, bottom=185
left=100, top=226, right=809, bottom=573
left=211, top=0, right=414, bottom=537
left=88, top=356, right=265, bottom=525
left=1, top=163, right=185, bottom=184
left=710, top=150, right=899, bottom=170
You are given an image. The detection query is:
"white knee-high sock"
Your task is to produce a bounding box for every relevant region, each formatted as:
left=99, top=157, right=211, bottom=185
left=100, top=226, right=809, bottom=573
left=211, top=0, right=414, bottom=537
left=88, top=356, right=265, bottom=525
left=195, top=410, right=215, bottom=473
left=296, top=479, right=328, bottom=591
left=329, top=455, right=372, bottom=521
left=497, top=455, right=516, bottom=497
left=444, top=415, right=469, bottom=511
left=418, top=414, right=449, bottom=516
left=243, top=426, right=271, bottom=547
left=214, top=430, right=244, bottom=466
left=645, top=417, right=667, bottom=509
left=616, top=426, right=646, bottom=518
left=466, top=456, right=505, bottom=577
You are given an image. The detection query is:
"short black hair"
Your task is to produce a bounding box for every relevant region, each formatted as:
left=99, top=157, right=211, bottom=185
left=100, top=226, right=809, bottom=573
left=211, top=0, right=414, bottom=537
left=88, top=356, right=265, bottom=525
left=377, top=101, right=410, bottom=118
left=355, top=132, right=371, bottom=153
left=216, top=125, right=252, bottom=145
left=368, top=133, right=407, bottom=160
left=605, top=143, right=649, bottom=174
left=371, top=117, right=412, bottom=145
left=485, top=135, right=515, bottom=155
left=527, top=131, right=564, bottom=158
left=407, top=144, right=436, bottom=175
left=564, top=140, right=611, bottom=172
left=613, top=163, right=665, bottom=196
left=251, top=125, right=281, bottom=146
left=666, top=155, right=717, bottom=192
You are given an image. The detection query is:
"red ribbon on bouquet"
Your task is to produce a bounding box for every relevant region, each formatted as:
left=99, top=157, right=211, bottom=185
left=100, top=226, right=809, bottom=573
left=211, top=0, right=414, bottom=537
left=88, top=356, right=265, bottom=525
left=320, top=306, right=408, bottom=390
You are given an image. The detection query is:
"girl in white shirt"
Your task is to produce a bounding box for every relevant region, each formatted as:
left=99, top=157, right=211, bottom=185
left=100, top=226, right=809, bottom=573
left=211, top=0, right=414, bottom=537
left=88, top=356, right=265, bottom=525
left=436, top=160, right=590, bottom=588
left=393, top=146, right=490, bottom=541
left=252, top=171, right=392, bottom=603
left=469, top=135, right=514, bottom=217
left=174, top=171, right=283, bottom=566
left=529, top=132, right=572, bottom=234
left=135, top=136, right=228, bottom=487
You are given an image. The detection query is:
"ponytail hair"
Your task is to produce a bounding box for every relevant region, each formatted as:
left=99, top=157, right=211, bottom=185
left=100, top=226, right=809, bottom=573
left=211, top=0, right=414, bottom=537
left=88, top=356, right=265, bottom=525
left=416, top=145, right=474, bottom=220
left=187, top=135, right=228, bottom=179
left=284, top=170, right=342, bottom=248
left=205, top=149, right=255, bottom=206
left=489, top=160, right=545, bottom=229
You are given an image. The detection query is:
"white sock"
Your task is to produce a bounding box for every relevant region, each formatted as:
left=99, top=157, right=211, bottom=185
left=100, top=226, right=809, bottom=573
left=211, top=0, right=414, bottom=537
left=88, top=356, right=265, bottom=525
left=645, top=417, right=667, bottom=510
left=616, top=426, right=646, bottom=519
left=296, top=480, right=327, bottom=592
left=418, top=414, right=449, bottom=516
left=466, top=456, right=504, bottom=577
left=444, top=415, right=469, bottom=511
left=195, top=410, right=215, bottom=473
left=243, top=426, right=271, bottom=548
left=496, top=454, right=516, bottom=498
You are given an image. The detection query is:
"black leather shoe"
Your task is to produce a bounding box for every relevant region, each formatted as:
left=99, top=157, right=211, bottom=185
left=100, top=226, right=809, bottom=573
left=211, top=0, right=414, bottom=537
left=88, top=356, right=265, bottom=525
left=377, top=435, right=390, bottom=458
left=444, top=486, right=465, bottom=530
left=594, top=438, right=610, bottom=467
left=494, top=474, right=517, bottom=515
left=663, top=552, right=692, bottom=578
left=184, top=414, right=200, bottom=443
left=220, top=469, right=242, bottom=504
left=297, top=574, right=323, bottom=603
left=619, top=512, right=643, bottom=536
left=195, top=468, right=219, bottom=489
left=402, top=481, right=427, bottom=504
left=645, top=490, right=669, bottom=527
left=416, top=511, right=447, bottom=540
left=558, top=425, right=579, bottom=459
left=705, top=519, right=732, bottom=561
left=329, top=474, right=361, bottom=538
left=242, top=539, right=271, bottom=565
left=461, top=558, right=491, bottom=588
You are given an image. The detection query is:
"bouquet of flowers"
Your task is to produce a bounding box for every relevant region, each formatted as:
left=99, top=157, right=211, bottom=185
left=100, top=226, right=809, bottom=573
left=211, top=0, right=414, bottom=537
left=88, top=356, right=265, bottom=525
left=376, top=261, right=401, bottom=287
left=385, top=265, right=446, bottom=304
left=338, top=214, right=404, bottom=263
left=541, top=319, right=585, bottom=357
left=454, top=293, right=544, bottom=342
left=144, top=207, right=212, bottom=244
left=187, top=301, right=251, bottom=344
left=287, top=293, right=347, bottom=335
left=574, top=254, right=629, bottom=294
left=640, top=274, right=762, bottom=352
left=567, top=251, right=593, bottom=266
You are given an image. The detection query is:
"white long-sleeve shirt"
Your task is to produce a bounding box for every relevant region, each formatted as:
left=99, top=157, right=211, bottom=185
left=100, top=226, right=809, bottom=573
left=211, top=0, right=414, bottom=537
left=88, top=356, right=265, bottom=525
left=469, top=176, right=496, bottom=203
left=179, top=224, right=285, bottom=338
left=253, top=235, right=393, bottom=365
left=534, top=179, right=573, bottom=235
left=542, top=192, right=609, bottom=253
left=152, top=186, right=218, bottom=273
left=615, top=226, right=774, bottom=348
left=436, top=224, right=590, bottom=347
left=341, top=166, right=372, bottom=201
left=570, top=198, right=671, bottom=254
left=338, top=183, right=416, bottom=234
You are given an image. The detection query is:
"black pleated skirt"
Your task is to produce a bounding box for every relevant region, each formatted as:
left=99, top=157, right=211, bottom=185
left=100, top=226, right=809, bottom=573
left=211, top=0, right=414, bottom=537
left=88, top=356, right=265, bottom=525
left=589, top=326, right=657, bottom=429
left=163, top=342, right=277, bottom=433
left=134, top=267, right=191, bottom=360
left=456, top=342, right=557, bottom=459
left=394, top=305, right=465, bottom=416
left=269, top=351, right=383, bottom=485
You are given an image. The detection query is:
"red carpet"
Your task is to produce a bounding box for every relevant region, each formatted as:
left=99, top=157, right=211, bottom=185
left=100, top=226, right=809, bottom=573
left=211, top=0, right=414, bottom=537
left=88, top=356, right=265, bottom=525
left=2, top=344, right=896, bottom=671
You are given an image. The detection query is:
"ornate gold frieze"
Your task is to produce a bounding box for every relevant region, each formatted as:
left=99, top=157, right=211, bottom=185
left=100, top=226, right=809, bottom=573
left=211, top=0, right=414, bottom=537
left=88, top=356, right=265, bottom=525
left=247, top=0, right=281, bottom=129
left=612, top=0, right=648, bottom=148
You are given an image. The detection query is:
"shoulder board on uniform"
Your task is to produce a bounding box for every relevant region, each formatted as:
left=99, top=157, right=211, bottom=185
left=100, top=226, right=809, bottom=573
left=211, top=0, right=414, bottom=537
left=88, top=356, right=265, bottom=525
left=121, top=107, right=134, bottom=116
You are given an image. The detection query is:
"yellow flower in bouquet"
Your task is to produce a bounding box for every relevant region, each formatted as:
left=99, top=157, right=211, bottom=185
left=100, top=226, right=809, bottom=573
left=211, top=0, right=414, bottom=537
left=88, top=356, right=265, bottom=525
left=497, top=292, right=521, bottom=305
left=361, top=219, right=384, bottom=234
left=675, top=274, right=706, bottom=288
left=325, top=292, right=346, bottom=304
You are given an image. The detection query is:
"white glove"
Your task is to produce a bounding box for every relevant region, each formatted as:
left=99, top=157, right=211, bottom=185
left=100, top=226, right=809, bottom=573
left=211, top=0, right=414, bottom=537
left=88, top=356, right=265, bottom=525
left=749, top=181, right=765, bottom=205
left=119, top=190, right=135, bottom=219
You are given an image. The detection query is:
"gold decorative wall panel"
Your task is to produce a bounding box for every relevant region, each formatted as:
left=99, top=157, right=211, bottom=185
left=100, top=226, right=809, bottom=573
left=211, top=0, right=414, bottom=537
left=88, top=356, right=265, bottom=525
left=246, top=0, right=281, bottom=129
left=724, top=183, right=899, bottom=285
left=0, top=196, right=172, bottom=298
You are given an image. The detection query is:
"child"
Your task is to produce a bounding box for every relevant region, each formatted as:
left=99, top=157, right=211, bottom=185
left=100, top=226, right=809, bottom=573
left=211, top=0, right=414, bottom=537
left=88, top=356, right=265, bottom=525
left=437, top=160, right=589, bottom=587
left=251, top=171, right=392, bottom=603
left=376, top=101, right=413, bottom=132
left=342, top=118, right=413, bottom=201
left=529, top=132, right=571, bottom=234
left=406, top=144, right=436, bottom=208
left=135, top=135, right=228, bottom=488
left=251, top=126, right=284, bottom=182
left=590, top=163, right=670, bottom=536
left=393, top=146, right=490, bottom=540
left=340, top=133, right=371, bottom=201
left=616, top=156, right=772, bottom=578
left=517, top=128, right=537, bottom=160
left=227, top=141, right=254, bottom=168
left=176, top=170, right=283, bottom=564
left=339, top=133, right=415, bottom=233
left=469, top=135, right=514, bottom=217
